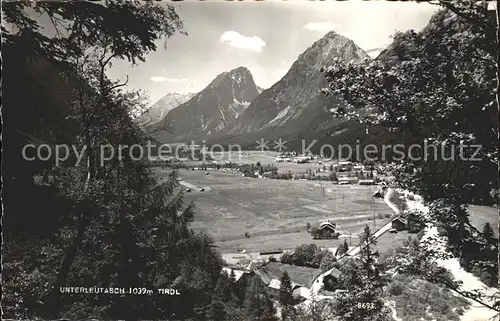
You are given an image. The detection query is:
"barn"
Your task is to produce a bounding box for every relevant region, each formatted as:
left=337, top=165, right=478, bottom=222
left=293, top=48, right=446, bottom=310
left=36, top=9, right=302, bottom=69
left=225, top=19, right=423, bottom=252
left=391, top=217, right=407, bottom=231
left=318, top=221, right=337, bottom=233
left=323, top=267, right=342, bottom=292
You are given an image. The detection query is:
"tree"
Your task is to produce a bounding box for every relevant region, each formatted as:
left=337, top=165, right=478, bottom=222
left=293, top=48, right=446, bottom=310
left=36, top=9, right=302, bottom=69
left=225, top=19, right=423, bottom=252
left=319, top=251, right=337, bottom=272
left=483, top=222, right=495, bottom=242
left=244, top=280, right=277, bottom=321
left=2, top=2, right=225, bottom=320
left=291, top=244, right=319, bottom=267
left=311, top=227, right=320, bottom=239
left=342, top=239, right=349, bottom=254
left=323, top=6, right=496, bottom=204
left=322, top=0, right=499, bottom=310
left=331, top=227, right=390, bottom=321
left=279, top=271, right=295, bottom=321
left=229, top=269, right=241, bottom=303
left=406, top=210, right=426, bottom=233
left=214, top=272, right=239, bottom=304
left=295, top=293, right=330, bottom=321
left=261, top=298, right=279, bottom=321
left=207, top=299, right=227, bottom=321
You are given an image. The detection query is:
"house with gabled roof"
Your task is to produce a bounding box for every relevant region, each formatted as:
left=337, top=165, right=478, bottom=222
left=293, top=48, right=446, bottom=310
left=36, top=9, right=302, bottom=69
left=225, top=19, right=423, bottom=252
left=253, top=262, right=321, bottom=300
left=391, top=217, right=407, bottom=231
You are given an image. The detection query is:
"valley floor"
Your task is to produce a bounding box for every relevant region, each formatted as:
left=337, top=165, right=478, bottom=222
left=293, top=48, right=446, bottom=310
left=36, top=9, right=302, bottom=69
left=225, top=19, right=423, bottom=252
left=156, top=166, right=391, bottom=254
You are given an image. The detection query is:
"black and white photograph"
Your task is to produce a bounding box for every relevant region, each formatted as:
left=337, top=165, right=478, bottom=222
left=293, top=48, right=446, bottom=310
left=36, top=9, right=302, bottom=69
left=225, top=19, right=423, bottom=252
left=2, top=0, right=500, bottom=320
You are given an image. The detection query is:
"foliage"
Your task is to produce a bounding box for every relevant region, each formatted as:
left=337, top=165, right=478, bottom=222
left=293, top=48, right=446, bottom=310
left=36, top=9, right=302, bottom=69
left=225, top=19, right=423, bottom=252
left=388, top=190, right=408, bottom=212
left=2, top=1, right=228, bottom=320
left=331, top=227, right=390, bottom=321
left=337, top=239, right=350, bottom=256
left=322, top=0, right=499, bottom=313
left=281, top=244, right=332, bottom=268
left=406, top=210, right=426, bottom=233
left=244, top=280, right=278, bottom=321
left=428, top=200, right=498, bottom=286
left=295, top=295, right=333, bottom=321
left=386, top=274, right=469, bottom=321
left=279, top=271, right=295, bottom=321
left=322, top=5, right=497, bottom=206
left=319, top=251, right=338, bottom=272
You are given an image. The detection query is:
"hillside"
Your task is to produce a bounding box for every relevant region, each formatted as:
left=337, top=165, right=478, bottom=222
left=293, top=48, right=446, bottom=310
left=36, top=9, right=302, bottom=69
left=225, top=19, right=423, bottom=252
left=228, top=31, right=369, bottom=137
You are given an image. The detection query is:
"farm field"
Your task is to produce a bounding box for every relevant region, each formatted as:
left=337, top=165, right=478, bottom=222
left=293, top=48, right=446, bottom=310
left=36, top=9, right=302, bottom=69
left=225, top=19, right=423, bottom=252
left=157, top=167, right=394, bottom=253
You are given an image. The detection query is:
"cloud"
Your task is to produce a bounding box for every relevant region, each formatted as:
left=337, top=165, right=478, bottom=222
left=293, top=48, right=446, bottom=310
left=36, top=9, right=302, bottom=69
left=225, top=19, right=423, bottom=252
left=303, top=21, right=337, bottom=32
left=150, top=77, right=189, bottom=83
left=220, top=31, right=266, bottom=53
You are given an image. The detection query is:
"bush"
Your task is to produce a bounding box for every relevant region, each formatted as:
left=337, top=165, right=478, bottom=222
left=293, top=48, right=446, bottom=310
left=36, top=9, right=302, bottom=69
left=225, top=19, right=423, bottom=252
left=281, top=244, right=334, bottom=268
left=387, top=281, right=404, bottom=296
left=407, top=211, right=426, bottom=233
left=319, top=251, right=337, bottom=272
left=280, top=252, right=293, bottom=265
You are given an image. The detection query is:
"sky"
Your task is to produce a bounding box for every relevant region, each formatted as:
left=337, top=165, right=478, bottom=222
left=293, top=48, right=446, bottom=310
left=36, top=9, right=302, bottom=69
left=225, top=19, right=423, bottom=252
left=105, top=1, right=439, bottom=105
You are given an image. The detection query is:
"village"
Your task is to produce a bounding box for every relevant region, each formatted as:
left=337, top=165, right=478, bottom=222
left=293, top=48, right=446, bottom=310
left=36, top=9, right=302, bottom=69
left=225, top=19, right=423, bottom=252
left=151, top=150, right=417, bottom=306
left=215, top=184, right=415, bottom=305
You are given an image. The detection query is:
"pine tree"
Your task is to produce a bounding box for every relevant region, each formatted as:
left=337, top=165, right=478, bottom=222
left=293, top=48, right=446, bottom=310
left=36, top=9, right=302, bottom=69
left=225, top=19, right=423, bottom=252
left=279, top=271, right=295, bottom=321
left=343, top=239, right=349, bottom=254
left=332, top=226, right=389, bottom=321
left=483, top=222, right=495, bottom=241
left=337, top=239, right=349, bottom=257
left=319, top=251, right=337, bottom=272
left=207, top=299, right=227, bottom=321
left=244, top=280, right=274, bottom=320
left=229, top=269, right=241, bottom=303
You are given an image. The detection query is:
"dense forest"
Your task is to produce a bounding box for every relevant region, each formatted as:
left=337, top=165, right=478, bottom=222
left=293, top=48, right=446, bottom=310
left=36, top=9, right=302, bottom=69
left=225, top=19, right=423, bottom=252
left=2, top=1, right=225, bottom=319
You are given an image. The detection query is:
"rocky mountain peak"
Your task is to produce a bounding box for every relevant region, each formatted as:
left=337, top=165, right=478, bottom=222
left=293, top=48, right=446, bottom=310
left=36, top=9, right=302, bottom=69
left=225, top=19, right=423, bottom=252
left=150, top=67, right=260, bottom=141
left=224, top=31, right=370, bottom=138
left=206, top=66, right=258, bottom=103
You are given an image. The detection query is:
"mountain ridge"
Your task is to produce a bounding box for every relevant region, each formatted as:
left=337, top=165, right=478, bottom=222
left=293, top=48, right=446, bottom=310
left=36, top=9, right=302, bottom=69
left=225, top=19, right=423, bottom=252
left=138, top=92, right=195, bottom=127
left=150, top=66, right=260, bottom=142
left=151, top=31, right=370, bottom=146
left=220, top=31, right=370, bottom=143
